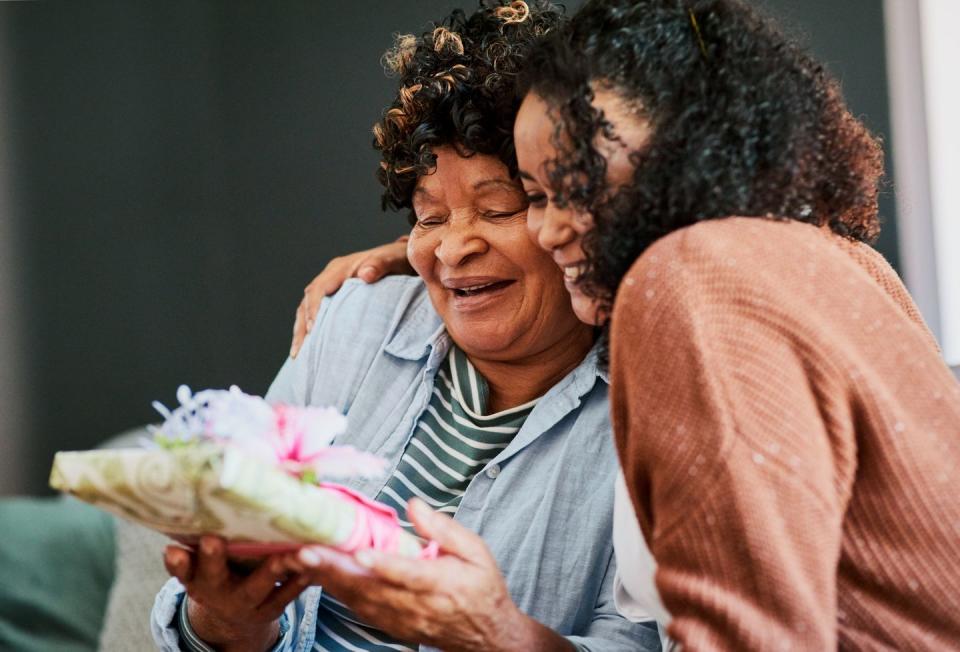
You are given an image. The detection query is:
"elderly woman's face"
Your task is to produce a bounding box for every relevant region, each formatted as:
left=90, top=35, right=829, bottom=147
left=515, top=89, right=651, bottom=325
left=407, top=146, right=584, bottom=360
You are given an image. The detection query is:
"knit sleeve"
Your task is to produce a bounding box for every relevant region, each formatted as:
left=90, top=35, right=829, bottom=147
left=609, top=230, right=858, bottom=650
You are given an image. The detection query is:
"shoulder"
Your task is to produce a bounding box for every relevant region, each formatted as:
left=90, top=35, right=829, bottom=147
left=299, top=275, right=441, bottom=374
left=327, top=275, right=430, bottom=315
left=614, top=217, right=850, bottom=325
left=319, top=276, right=440, bottom=342
left=267, top=276, right=440, bottom=406
left=626, top=217, right=807, bottom=279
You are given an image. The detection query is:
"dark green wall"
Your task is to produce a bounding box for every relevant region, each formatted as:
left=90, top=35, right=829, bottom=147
left=4, top=0, right=896, bottom=494
left=7, top=1, right=468, bottom=493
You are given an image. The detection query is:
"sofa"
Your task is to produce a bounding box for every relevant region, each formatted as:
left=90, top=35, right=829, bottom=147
left=0, top=428, right=169, bottom=651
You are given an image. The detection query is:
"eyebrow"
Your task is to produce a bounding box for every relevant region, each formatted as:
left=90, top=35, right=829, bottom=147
left=517, top=169, right=535, bottom=181
left=412, top=187, right=435, bottom=201
left=473, top=178, right=522, bottom=193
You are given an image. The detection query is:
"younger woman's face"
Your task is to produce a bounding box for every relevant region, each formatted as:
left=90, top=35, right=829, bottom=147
left=514, top=88, right=650, bottom=325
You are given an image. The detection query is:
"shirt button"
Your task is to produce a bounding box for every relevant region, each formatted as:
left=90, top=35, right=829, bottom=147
left=485, top=464, right=500, bottom=479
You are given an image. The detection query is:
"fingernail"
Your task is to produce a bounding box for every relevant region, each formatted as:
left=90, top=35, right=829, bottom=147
left=408, top=497, right=426, bottom=516
left=201, top=538, right=215, bottom=555
left=270, top=559, right=283, bottom=574
left=359, top=266, right=376, bottom=281
left=299, top=547, right=321, bottom=566
left=289, top=345, right=297, bottom=359
left=355, top=550, right=374, bottom=568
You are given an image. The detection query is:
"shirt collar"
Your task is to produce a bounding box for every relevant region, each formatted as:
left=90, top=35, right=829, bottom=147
left=383, top=287, right=446, bottom=361
left=572, top=342, right=609, bottom=392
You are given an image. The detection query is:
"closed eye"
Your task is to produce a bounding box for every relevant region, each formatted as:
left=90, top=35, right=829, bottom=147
left=415, top=215, right=445, bottom=227
left=524, top=192, right=547, bottom=208
left=481, top=209, right=524, bottom=219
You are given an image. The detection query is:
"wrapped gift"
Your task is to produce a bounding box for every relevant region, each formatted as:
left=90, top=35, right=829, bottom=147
left=49, top=386, right=432, bottom=559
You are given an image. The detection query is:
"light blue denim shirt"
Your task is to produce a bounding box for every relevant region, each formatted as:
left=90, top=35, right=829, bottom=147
left=152, top=277, right=660, bottom=652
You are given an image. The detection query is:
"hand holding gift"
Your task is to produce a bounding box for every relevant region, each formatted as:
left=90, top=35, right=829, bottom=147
left=163, top=535, right=304, bottom=651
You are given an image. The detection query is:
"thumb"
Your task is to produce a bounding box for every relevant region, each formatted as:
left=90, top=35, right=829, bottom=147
left=407, top=498, right=493, bottom=565
left=357, top=264, right=382, bottom=283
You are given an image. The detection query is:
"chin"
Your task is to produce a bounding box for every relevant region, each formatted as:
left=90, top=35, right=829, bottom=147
left=571, top=292, right=604, bottom=326
left=446, top=321, right=516, bottom=356
left=453, top=335, right=518, bottom=359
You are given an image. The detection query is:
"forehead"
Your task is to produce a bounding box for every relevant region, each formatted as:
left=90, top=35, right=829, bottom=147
left=515, top=92, right=559, bottom=160
left=414, top=147, right=517, bottom=199
left=515, top=88, right=650, bottom=163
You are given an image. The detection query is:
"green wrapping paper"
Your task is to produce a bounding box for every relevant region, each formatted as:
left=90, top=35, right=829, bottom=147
left=49, top=445, right=424, bottom=557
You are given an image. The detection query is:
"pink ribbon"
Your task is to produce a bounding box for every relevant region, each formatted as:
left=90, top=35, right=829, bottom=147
left=320, top=483, right=439, bottom=560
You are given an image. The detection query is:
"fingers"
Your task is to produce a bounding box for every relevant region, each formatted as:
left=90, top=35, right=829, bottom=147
left=290, top=242, right=414, bottom=358
left=357, top=264, right=382, bottom=283
left=290, top=302, right=307, bottom=359
left=257, top=572, right=312, bottom=616
left=238, top=556, right=292, bottom=609
left=276, top=553, right=307, bottom=575
left=302, top=286, right=322, bottom=330
left=194, top=536, right=230, bottom=587
left=357, top=241, right=414, bottom=283
left=164, top=545, right=195, bottom=584
left=306, top=259, right=351, bottom=305
left=354, top=549, right=436, bottom=592
left=407, top=498, right=493, bottom=565
left=295, top=545, right=374, bottom=590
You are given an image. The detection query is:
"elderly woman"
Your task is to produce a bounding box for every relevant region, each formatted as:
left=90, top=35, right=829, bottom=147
left=151, top=3, right=660, bottom=651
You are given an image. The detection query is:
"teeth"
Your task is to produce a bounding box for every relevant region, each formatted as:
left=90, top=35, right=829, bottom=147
left=464, top=282, right=495, bottom=292
left=563, top=265, right=585, bottom=282
left=457, top=281, right=498, bottom=296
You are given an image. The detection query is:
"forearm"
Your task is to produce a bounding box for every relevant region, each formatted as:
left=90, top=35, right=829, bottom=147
left=488, top=611, right=576, bottom=652
left=186, top=598, right=280, bottom=652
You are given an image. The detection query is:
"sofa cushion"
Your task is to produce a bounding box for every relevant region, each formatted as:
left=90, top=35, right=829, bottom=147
left=0, top=496, right=115, bottom=652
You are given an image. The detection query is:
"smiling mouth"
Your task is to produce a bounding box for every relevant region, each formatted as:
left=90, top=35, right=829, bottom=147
left=452, top=280, right=515, bottom=297
left=562, top=263, right=587, bottom=283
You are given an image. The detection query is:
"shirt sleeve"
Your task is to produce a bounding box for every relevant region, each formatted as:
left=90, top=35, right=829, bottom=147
left=565, top=548, right=664, bottom=652
left=610, top=244, right=855, bottom=650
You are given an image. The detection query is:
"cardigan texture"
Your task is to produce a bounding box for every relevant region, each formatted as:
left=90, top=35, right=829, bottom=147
left=610, top=217, right=960, bottom=650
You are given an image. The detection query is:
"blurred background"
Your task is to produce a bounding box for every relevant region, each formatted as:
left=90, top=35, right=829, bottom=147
left=0, top=0, right=957, bottom=498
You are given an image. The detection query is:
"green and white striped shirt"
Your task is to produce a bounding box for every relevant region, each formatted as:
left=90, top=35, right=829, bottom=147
left=312, top=346, right=538, bottom=651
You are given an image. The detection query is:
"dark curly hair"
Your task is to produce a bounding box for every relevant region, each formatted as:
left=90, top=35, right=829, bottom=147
left=373, top=0, right=566, bottom=223
left=519, top=0, right=885, bottom=360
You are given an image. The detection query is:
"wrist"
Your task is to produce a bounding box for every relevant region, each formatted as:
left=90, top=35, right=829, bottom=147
left=186, top=597, right=280, bottom=652
left=486, top=606, right=574, bottom=652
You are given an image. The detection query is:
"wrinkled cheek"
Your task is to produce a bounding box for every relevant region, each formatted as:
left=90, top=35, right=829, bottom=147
left=406, top=237, right=435, bottom=280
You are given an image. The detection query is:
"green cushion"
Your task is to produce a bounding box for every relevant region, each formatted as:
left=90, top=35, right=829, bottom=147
left=0, top=496, right=115, bottom=652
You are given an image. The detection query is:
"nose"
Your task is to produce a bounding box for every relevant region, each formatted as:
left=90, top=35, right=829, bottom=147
left=435, top=215, right=488, bottom=267
left=534, top=203, right=577, bottom=253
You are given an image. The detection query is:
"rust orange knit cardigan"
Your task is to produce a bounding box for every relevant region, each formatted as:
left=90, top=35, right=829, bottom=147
left=610, top=217, right=960, bottom=650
